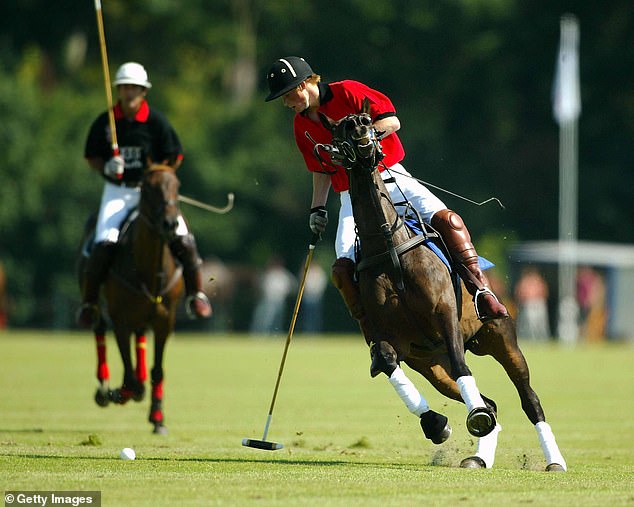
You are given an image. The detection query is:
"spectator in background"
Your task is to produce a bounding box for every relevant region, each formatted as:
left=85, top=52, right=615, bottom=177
left=299, top=262, right=328, bottom=333
left=577, top=266, right=607, bottom=342
left=250, top=256, right=297, bottom=334
left=514, top=266, right=550, bottom=341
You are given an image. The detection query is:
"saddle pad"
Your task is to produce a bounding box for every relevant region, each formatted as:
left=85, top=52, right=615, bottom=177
left=404, top=218, right=494, bottom=271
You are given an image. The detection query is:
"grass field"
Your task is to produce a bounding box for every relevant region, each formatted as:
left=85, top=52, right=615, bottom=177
left=1, top=330, right=633, bottom=506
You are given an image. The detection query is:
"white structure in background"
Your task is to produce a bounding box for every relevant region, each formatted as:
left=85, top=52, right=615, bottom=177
left=553, top=14, right=581, bottom=344
left=511, top=241, right=634, bottom=342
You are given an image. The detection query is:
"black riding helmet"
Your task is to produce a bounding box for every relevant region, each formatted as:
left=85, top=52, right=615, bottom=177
left=265, top=56, right=314, bottom=102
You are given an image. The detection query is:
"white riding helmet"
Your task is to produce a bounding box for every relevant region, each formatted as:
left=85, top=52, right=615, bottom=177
left=113, top=62, right=152, bottom=89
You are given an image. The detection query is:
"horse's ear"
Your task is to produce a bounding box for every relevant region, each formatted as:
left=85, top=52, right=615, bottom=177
left=361, top=97, right=371, bottom=115
left=318, top=112, right=335, bottom=132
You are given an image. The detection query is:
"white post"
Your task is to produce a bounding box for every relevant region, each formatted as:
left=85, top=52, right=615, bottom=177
left=553, top=14, right=581, bottom=344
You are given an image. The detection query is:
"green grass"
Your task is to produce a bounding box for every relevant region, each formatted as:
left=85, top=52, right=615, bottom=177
left=1, top=330, right=633, bottom=506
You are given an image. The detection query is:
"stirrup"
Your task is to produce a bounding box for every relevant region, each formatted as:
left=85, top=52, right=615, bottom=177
left=186, top=291, right=212, bottom=319
left=473, top=287, right=506, bottom=322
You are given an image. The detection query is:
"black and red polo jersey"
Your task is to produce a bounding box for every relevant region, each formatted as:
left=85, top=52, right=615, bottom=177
left=84, top=100, right=183, bottom=185
left=294, top=80, right=405, bottom=192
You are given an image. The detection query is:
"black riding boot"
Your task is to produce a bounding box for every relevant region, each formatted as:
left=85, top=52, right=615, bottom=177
left=77, top=241, right=116, bottom=328
left=169, top=234, right=212, bottom=319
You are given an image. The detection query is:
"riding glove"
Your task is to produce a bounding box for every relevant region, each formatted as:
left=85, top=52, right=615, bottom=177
left=309, top=206, right=328, bottom=234
left=104, top=155, right=125, bottom=178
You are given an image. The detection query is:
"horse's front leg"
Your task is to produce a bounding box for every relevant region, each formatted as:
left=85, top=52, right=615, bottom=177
left=92, top=315, right=112, bottom=407
left=371, top=341, right=451, bottom=445
left=407, top=354, right=501, bottom=468
left=438, top=310, right=496, bottom=438
left=110, top=326, right=144, bottom=404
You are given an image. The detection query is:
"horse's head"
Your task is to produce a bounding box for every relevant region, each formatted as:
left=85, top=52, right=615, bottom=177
left=139, top=164, right=181, bottom=241
left=318, top=97, right=384, bottom=173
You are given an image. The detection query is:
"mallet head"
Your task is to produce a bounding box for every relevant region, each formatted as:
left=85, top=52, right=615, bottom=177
left=242, top=438, right=284, bottom=451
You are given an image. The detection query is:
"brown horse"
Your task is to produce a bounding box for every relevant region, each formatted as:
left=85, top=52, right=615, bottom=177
left=316, top=100, right=566, bottom=471
left=78, top=166, right=184, bottom=434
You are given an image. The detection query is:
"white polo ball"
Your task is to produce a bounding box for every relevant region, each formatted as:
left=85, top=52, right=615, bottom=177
left=120, top=447, right=136, bottom=460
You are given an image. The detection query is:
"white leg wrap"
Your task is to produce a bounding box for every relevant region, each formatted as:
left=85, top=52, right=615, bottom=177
left=475, top=423, right=502, bottom=468
left=536, top=421, right=567, bottom=471
left=388, top=366, right=429, bottom=416
left=456, top=375, right=486, bottom=412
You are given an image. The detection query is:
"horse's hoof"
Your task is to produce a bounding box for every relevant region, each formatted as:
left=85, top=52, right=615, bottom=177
left=132, top=385, right=146, bottom=402
left=546, top=463, right=566, bottom=472
left=420, top=410, right=452, bottom=444
left=460, top=456, right=487, bottom=469
left=466, top=407, right=496, bottom=437
left=94, top=388, right=111, bottom=407
left=153, top=424, right=168, bottom=435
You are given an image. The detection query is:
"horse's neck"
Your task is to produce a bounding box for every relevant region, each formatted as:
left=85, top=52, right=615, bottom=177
left=132, top=217, right=170, bottom=288
left=350, top=169, right=406, bottom=255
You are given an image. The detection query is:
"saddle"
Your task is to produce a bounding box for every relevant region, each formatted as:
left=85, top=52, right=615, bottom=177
left=354, top=211, right=494, bottom=318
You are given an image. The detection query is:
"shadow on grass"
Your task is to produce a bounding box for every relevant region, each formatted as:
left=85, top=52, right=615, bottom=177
left=1, top=452, right=442, bottom=470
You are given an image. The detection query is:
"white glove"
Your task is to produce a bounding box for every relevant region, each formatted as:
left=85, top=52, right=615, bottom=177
left=104, top=156, right=125, bottom=178
left=309, top=206, right=328, bottom=234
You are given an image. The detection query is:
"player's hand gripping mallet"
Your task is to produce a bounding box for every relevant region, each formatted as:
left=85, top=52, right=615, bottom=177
left=242, top=232, right=321, bottom=450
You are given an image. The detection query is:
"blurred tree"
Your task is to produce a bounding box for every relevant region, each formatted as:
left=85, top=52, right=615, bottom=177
left=0, top=0, right=633, bottom=327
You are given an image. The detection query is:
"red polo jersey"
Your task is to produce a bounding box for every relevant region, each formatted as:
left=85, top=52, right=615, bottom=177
left=294, top=80, right=405, bottom=192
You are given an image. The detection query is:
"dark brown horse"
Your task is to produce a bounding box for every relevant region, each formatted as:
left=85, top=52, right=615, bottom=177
left=316, top=100, right=566, bottom=471
left=78, top=166, right=184, bottom=434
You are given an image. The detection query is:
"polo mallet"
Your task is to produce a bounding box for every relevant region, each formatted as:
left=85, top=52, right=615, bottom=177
left=94, top=0, right=122, bottom=178
left=178, top=192, right=235, bottom=214
left=242, top=232, right=321, bottom=450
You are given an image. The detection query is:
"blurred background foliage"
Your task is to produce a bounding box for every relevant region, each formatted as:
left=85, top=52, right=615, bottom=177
left=0, top=0, right=632, bottom=329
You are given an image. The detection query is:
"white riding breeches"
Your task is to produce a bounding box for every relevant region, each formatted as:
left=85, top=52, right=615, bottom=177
left=95, top=181, right=188, bottom=243
left=335, top=163, right=446, bottom=260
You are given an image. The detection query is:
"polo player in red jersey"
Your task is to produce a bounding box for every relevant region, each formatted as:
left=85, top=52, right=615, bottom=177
left=264, top=56, right=509, bottom=341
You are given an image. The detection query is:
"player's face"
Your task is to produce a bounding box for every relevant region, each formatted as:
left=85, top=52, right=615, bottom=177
left=282, top=83, right=309, bottom=114
left=117, top=84, right=147, bottom=117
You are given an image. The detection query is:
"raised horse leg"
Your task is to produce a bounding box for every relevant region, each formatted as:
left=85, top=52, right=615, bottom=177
left=405, top=351, right=503, bottom=468
left=436, top=311, right=497, bottom=438
left=370, top=341, right=452, bottom=444
left=467, top=320, right=566, bottom=471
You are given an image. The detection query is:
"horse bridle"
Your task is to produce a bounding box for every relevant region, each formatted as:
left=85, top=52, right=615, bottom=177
left=316, top=113, right=419, bottom=291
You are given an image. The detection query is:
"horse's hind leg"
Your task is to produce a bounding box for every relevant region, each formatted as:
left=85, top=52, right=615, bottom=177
left=371, top=341, right=451, bottom=444
left=149, top=331, right=169, bottom=435
left=469, top=322, right=566, bottom=471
